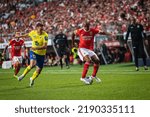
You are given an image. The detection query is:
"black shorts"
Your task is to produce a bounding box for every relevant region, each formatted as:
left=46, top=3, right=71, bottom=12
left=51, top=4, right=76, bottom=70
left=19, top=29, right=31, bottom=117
left=57, top=48, right=67, bottom=57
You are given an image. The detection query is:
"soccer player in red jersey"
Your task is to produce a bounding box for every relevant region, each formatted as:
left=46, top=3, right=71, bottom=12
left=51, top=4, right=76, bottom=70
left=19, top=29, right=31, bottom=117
left=72, top=20, right=110, bottom=84
left=2, top=32, right=26, bottom=78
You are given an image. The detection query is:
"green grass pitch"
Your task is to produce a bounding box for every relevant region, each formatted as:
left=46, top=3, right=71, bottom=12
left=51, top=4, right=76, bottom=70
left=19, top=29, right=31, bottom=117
left=0, top=63, right=150, bottom=100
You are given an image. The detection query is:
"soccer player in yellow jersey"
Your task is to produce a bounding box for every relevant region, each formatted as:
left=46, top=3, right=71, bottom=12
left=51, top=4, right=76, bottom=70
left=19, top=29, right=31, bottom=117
left=17, top=23, right=48, bottom=87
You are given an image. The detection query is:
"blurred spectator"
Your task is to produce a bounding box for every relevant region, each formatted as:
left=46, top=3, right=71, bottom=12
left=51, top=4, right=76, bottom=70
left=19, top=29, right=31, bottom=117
left=54, top=29, right=70, bottom=69
left=125, top=17, right=148, bottom=71
left=0, top=0, right=150, bottom=39
left=0, top=0, right=150, bottom=66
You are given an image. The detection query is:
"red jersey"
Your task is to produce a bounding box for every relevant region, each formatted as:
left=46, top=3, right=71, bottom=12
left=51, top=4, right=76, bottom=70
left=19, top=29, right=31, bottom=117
left=76, top=28, right=99, bottom=50
left=9, top=38, right=24, bottom=58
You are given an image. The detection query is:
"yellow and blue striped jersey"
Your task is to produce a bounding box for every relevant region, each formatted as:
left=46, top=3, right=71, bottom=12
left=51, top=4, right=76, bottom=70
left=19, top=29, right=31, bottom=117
left=28, top=30, right=48, bottom=55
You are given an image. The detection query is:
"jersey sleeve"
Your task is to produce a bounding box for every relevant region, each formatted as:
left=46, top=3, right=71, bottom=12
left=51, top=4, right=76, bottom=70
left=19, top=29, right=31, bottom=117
left=9, top=39, right=13, bottom=46
left=92, top=28, right=99, bottom=34
left=28, top=31, right=34, bottom=39
left=75, top=29, right=81, bottom=36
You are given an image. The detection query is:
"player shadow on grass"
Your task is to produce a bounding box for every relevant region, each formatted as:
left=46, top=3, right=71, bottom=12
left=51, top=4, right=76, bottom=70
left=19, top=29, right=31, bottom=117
left=54, top=83, right=98, bottom=89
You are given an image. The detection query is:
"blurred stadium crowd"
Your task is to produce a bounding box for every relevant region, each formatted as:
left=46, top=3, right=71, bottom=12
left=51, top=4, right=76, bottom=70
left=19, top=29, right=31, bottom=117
left=0, top=0, right=150, bottom=42
left=0, top=0, right=150, bottom=66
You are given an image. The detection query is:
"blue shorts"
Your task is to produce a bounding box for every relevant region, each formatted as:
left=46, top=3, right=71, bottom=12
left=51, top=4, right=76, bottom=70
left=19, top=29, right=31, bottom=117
left=30, top=51, right=45, bottom=68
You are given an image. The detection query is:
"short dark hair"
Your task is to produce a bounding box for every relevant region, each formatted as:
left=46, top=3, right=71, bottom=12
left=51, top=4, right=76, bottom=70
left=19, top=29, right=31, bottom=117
left=36, top=22, right=43, bottom=27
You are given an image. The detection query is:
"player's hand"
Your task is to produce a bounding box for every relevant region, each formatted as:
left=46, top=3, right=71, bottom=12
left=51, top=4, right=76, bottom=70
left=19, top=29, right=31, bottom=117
left=124, top=43, right=127, bottom=49
left=2, top=52, right=5, bottom=57
left=145, top=40, right=149, bottom=46
left=31, top=47, right=36, bottom=50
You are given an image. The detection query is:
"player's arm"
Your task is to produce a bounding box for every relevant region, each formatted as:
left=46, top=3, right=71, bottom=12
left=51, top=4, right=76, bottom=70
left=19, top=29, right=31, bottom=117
left=53, top=35, right=57, bottom=46
left=15, top=33, right=29, bottom=38
left=125, top=25, right=130, bottom=43
left=98, top=30, right=112, bottom=35
left=2, top=42, right=11, bottom=56
left=141, top=25, right=147, bottom=39
left=124, top=25, right=131, bottom=48
left=141, top=25, right=148, bottom=46
left=65, top=34, right=69, bottom=48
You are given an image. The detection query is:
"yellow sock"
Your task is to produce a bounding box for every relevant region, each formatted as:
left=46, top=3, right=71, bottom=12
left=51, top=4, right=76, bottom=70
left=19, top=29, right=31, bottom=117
left=31, top=71, right=39, bottom=80
left=22, top=66, right=31, bottom=76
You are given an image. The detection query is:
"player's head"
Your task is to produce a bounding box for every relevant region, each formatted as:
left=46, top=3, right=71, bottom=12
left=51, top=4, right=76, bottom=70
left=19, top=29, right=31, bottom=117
left=130, top=17, right=136, bottom=24
left=59, top=28, right=63, bottom=34
left=83, top=20, right=90, bottom=31
left=15, top=32, right=21, bottom=39
left=36, top=22, right=44, bottom=34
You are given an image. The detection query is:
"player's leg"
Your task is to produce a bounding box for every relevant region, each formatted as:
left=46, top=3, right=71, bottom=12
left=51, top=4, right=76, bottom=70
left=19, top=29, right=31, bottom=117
left=63, top=48, right=70, bottom=68
left=14, top=61, right=20, bottom=75
left=133, top=44, right=139, bottom=71
left=63, top=54, right=70, bottom=69
left=13, top=62, right=19, bottom=78
left=15, top=56, right=23, bottom=76
left=29, top=54, right=44, bottom=87
left=140, top=43, right=148, bottom=70
left=23, top=60, right=36, bottom=76
left=78, top=48, right=91, bottom=84
left=59, top=56, right=63, bottom=69
left=90, top=51, right=101, bottom=82
left=12, top=57, right=21, bottom=78
left=57, top=49, right=63, bottom=69
left=18, top=51, right=36, bottom=81
left=30, top=66, right=42, bottom=87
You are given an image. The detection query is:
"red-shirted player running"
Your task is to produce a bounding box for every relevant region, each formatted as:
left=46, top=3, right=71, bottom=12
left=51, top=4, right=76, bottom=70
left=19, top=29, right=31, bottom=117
left=72, top=20, right=109, bottom=84
left=2, top=32, right=26, bottom=78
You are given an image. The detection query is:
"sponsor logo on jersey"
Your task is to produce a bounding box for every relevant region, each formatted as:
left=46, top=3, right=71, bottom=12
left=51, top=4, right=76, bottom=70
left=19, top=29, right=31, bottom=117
left=82, top=36, right=92, bottom=40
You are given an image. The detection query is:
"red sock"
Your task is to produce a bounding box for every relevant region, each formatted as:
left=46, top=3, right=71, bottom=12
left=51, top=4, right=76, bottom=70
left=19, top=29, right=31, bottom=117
left=82, top=62, right=90, bottom=78
left=14, top=65, right=20, bottom=75
left=92, top=64, right=99, bottom=77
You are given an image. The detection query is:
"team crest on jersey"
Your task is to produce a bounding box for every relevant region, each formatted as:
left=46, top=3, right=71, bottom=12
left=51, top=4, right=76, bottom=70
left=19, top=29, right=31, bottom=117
left=44, top=36, right=48, bottom=41
left=33, top=35, right=36, bottom=38
left=89, top=31, right=93, bottom=35
left=35, top=41, right=39, bottom=46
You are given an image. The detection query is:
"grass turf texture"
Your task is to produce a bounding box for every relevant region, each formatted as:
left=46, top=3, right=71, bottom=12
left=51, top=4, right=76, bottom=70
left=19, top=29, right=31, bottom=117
left=0, top=63, right=150, bottom=100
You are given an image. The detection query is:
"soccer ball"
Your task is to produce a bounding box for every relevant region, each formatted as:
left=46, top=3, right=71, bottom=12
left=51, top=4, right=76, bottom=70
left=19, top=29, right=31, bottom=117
left=85, top=76, right=93, bottom=85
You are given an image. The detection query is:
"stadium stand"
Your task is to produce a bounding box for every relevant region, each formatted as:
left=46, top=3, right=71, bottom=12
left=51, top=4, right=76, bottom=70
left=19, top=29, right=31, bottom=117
left=0, top=0, right=150, bottom=37
left=0, top=0, right=150, bottom=64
